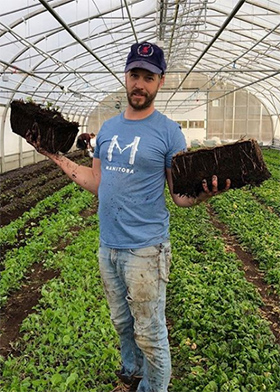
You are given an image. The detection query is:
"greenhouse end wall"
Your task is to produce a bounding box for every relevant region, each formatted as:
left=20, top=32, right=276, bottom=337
left=207, top=89, right=273, bottom=144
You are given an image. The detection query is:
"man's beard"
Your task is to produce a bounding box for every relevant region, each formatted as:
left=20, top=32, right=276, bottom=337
left=127, top=89, right=157, bottom=111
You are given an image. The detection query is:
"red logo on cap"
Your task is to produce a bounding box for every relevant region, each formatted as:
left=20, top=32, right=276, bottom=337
left=137, top=43, right=154, bottom=57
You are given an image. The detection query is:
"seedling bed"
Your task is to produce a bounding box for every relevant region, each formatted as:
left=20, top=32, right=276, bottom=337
left=172, top=139, right=271, bottom=197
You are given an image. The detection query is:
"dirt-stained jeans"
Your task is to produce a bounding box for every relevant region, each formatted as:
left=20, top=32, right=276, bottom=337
left=99, top=241, right=172, bottom=392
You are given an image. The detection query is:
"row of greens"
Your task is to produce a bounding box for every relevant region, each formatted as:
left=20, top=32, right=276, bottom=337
left=0, top=169, right=64, bottom=207
left=0, top=148, right=279, bottom=391
left=167, top=198, right=280, bottom=392
left=210, top=189, right=280, bottom=294
left=1, top=216, right=121, bottom=392
left=1, top=196, right=279, bottom=391
left=0, top=154, right=91, bottom=226
left=250, top=178, right=280, bottom=215
left=0, top=183, right=95, bottom=307
left=262, top=149, right=280, bottom=173
left=251, top=149, right=280, bottom=214
left=1, top=183, right=83, bottom=247
left=209, top=148, right=280, bottom=295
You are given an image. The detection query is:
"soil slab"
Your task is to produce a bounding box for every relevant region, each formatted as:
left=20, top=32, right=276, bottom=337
left=10, top=100, right=79, bottom=153
left=171, top=139, right=271, bottom=197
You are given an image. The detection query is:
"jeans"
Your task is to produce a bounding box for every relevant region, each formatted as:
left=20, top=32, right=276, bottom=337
left=99, top=241, right=172, bottom=392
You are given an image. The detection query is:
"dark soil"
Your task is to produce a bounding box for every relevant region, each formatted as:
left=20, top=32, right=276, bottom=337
left=0, top=151, right=89, bottom=226
left=0, top=263, right=60, bottom=357
left=172, top=140, right=271, bottom=196
left=10, top=100, right=79, bottom=153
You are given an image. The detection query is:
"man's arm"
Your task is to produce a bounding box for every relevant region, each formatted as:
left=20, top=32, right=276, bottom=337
left=48, top=153, right=101, bottom=195
left=26, top=131, right=101, bottom=195
left=166, top=168, right=230, bottom=207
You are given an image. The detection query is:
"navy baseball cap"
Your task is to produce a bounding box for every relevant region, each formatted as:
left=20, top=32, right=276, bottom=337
left=125, top=42, right=167, bottom=75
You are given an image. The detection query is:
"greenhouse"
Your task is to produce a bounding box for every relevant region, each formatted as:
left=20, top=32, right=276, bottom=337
left=0, top=1, right=280, bottom=391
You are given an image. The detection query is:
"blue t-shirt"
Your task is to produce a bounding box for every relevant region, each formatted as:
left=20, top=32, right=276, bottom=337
left=94, top=110, right=186, bottom=249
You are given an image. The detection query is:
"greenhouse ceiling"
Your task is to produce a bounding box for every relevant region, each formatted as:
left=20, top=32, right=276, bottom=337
left=0, top=0, right=280, bottom=119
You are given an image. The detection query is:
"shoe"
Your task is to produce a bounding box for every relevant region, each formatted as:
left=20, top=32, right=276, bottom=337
left=115, top=371, right=142, bottom=390
left=112, top=375, right=142, bottom=392
left=111, top=382, right=131, bottom=392
left=130, top=376, right=142, bottom=390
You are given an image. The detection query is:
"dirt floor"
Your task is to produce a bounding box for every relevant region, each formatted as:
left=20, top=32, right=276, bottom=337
left=0, top=153, right=279, bottom=358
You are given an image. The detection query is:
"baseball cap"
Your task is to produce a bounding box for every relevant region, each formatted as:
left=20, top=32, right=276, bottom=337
left=124, top=42, right=167, bottom=75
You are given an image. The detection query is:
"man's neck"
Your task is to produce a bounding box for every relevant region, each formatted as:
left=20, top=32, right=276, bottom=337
left=124, top=104, right=155, bottom=120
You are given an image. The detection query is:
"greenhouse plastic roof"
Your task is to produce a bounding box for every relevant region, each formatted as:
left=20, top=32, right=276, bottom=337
left=1, top=0, right=280, bottom=119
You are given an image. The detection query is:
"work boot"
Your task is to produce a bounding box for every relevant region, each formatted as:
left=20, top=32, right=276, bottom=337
left=130, top=376, right=142, bottom=390
left=111, top=381, right=131, bottom=392
left=114, top=371, right=142, bottom=391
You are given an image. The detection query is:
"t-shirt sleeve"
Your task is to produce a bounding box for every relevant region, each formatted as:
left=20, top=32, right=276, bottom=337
left=165, top=124, right=186, bottom=168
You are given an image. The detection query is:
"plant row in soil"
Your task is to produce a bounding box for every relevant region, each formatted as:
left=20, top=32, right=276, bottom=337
left=0, top=183, right=96, bottom=307
left=0, top=151, right=82, bottom=193
left=0, top=148, right=279, bottom=391
left=0, top=183, right=95, bottom=271
left=262, top=149, right=280, bottom=170
left=250, top=178, right=280, bottom=216
left=167, top=196, right=280, bottom=392
left=0, top=152, right=92, bottom=227
left=209, top=189, right=280, bottom=295
left=1, top=188, right=280, bottom=391
left=0, top=167, right=66, bottom=207
left=250, top=149, right=280, bottom=215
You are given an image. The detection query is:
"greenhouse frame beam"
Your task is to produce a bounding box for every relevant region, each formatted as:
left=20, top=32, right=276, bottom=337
left=2, top=2, right=150, bottom=114
left=181, top=69, right=280, bottom=115
left=166, top=0, right=180, bottom=64
left=2, top=68, right=278, bottom=75
left=18, top=0, right=153, bottom=108
left=165, top=0, right=246, bottom=107
left=246, top=0, right=280, bottom=15
left=199, top=21, right=280, bottom=86
left=173, top=66, right=280, bottom=115
left=0, top=0, right=75, bottom=39
left=38, top=0, right=125, bottom=88
left=123, top=0, right=138, bottom=42
left=1, top=0, right=280, bottom=173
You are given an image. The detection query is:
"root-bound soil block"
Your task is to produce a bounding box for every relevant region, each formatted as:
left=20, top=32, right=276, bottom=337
left=10, top=100, right=79, bottom=153
left=172, top=139, right=271, bottom=197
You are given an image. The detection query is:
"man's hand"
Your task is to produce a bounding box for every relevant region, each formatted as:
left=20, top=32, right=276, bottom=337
left=166, top=168, right=230, bottom=208
left=25, top=125, right=100, bottom=195
left=196, top=175, right=231, bottom=203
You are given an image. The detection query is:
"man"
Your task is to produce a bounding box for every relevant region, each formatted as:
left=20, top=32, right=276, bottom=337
left=76, top=132, right=96, bottom=157
left=88, top=133, right=96, bottom=157
left=26, top=42, right=230, bottom=392
left=76, top=132, right=90, bottom=149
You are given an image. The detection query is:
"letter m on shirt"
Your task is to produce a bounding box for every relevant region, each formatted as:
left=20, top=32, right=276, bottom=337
left=107, top=135, right=140, bottom=165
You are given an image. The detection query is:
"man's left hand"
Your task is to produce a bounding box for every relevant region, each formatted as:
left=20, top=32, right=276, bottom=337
left=197, top=175, right=231, bottom=203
